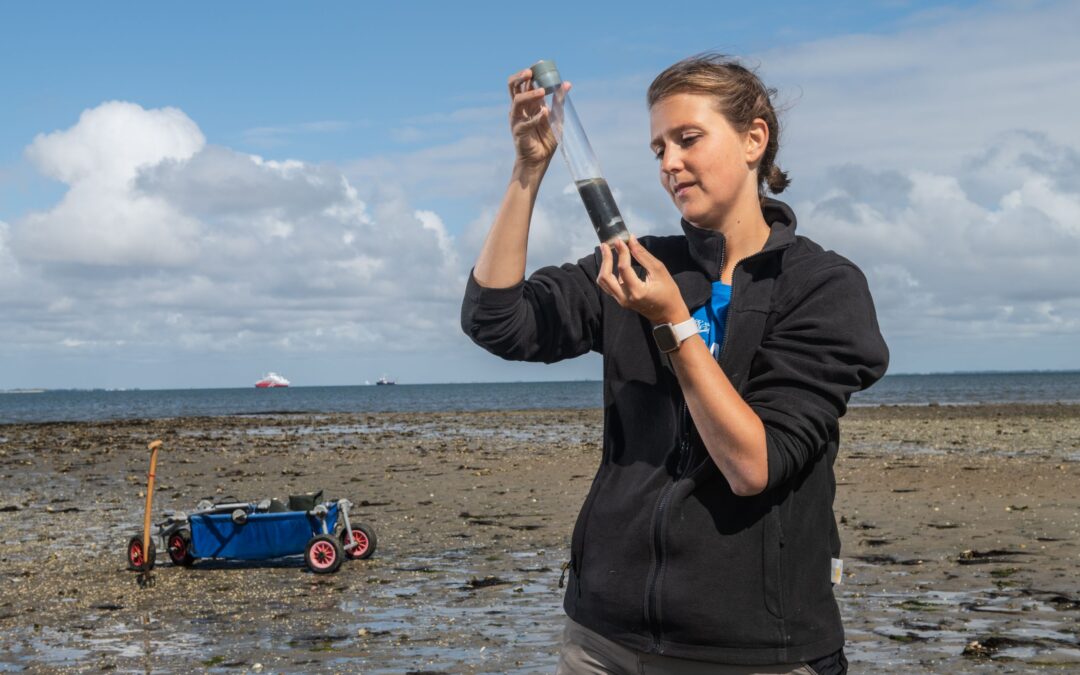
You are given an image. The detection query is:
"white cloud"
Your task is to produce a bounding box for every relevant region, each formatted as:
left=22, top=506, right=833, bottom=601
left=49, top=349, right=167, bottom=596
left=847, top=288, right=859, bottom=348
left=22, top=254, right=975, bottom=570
left=4, top=101, right=466, bottom=361
left=14, top=101, right=205, bottom=267
left=0, top=220, right=21, bottom=289
left=415, top=209, right=459, bottom=272
left=346, top=133, right=510, bottom=203
left=798, top=132, right=1080, bottom=342
left=26, top=101, right=205, bottom=186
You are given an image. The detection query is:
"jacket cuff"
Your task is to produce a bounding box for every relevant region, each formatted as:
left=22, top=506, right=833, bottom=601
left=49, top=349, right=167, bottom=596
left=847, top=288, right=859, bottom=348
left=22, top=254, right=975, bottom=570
left=464, top=268, right=526, bottom=307
left=763, top=427, right=792, bottom=492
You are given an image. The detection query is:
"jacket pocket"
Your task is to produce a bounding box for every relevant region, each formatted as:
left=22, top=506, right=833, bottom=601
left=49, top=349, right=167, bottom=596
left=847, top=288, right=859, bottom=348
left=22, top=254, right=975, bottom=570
left=762, top=504, right=785, bottom=618
left=570, top=484, right=600, bottom=582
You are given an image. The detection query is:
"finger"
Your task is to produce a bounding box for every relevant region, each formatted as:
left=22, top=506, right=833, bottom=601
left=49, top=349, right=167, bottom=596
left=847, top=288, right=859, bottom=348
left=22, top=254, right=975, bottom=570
left=598, top=241, right=616, bottom=285
left=507, top=69, right=532, bottom=99
left=512, top=87, right=546, bottom=108
left=511, top=87, right=547, bottom=117
left=512, top=107, right=551, bottom=141
left=627, top=235, right=662, bottom=273
left=613, top=239, right=646, bottom=296
left=596, top=243, right=628, bottom=304
left=519, top=106, right=550, bottom=131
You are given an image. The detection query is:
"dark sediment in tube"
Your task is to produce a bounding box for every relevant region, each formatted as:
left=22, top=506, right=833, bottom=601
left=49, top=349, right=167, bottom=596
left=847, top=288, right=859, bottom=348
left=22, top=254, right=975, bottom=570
left=575, top=178, right=629, bottom=243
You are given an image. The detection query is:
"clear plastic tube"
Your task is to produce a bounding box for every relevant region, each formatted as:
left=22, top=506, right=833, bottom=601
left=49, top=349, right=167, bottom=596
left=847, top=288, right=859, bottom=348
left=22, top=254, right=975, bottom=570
left=531, top=60, right=630, bottom=244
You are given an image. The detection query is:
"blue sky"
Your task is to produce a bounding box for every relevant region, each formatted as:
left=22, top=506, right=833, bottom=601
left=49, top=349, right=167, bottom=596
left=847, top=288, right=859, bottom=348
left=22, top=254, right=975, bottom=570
left=2, top=1, right=1079, bottom=388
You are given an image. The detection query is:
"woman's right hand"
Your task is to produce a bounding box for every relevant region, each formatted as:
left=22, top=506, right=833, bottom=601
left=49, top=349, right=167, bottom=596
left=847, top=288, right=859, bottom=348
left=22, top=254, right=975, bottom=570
left=507, top=68, right=567, bottom=169
left=472, top=68, right=570, bottom=288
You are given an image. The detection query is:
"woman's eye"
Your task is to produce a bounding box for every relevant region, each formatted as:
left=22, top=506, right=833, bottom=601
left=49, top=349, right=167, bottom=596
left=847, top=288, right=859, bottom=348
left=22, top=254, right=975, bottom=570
left=653, top=149, right=664, bottom=160
left=680, top=135, right=699, bottom=146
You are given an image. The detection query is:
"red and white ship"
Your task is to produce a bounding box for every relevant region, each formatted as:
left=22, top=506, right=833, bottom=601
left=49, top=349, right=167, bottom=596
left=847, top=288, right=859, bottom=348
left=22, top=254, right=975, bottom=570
left=255, top=372, right=290, bottom=388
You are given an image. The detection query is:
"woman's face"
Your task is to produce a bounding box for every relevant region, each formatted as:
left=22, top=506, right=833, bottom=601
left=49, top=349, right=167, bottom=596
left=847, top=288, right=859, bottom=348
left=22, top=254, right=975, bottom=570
left=649, top=93, right=762, bottom=228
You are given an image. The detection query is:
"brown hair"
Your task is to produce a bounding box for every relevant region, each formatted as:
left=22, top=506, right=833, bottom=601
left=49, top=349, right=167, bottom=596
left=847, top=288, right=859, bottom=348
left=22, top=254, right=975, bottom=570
left=647, top=53, right=790, bottom=197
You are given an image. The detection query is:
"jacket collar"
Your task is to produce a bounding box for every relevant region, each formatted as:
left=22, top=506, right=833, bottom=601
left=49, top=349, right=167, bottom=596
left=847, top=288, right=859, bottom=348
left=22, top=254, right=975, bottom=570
left=679, top=197, right=798, bottom=281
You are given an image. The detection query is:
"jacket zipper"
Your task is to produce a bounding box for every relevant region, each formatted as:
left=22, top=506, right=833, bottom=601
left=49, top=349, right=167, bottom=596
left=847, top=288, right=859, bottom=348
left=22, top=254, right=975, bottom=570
left=644, top=239, right=794, bottom=650
left=644, top=240, right=731, bottom=652
left=675, top=402, right=694, bottom=476
left=715, top=252, right=750, bottom=364
left=644, top=401, right=691, bottom=652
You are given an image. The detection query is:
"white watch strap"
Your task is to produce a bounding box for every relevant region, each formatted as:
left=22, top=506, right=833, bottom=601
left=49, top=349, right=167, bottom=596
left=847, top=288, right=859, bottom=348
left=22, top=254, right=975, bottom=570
left=671, top=317, right=699, bottom=345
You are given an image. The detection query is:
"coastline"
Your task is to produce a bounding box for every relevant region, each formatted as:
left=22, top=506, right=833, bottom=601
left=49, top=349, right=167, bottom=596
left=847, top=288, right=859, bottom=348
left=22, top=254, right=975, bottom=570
left=1, top=404, right=1077, bottom=671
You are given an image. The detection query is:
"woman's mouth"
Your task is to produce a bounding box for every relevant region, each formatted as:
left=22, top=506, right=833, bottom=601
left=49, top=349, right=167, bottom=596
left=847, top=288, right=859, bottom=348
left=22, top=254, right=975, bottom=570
left=673, top=181, right=695, bottom=198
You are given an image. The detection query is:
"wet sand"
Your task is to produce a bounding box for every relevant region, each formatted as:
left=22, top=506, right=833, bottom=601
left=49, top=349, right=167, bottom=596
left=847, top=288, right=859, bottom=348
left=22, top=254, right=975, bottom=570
left=0, top=404, right=1078, bottom=673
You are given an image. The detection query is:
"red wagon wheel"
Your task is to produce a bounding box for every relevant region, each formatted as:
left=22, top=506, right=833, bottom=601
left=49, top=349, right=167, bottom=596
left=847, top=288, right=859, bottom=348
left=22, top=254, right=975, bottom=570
left=339, top=524, right=377, bottom=560
left=127, top=534, right=156, bottom=572
left=167, top=530, right=195, bottom=567
left=305, top=535, right=343, bottom=574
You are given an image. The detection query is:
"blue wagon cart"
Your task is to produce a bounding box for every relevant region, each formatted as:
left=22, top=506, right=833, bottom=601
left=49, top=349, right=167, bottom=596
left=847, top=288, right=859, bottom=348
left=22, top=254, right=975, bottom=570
left=125, top=441, right=376, bottom=574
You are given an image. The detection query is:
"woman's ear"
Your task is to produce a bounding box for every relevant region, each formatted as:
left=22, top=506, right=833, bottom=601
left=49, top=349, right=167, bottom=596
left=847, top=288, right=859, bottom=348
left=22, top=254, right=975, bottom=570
left=745, top=118, right=769, bottom=165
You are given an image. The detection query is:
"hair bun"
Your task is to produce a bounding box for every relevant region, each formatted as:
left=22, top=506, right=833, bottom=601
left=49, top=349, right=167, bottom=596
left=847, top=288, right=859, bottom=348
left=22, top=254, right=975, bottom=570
left=766, top=165, right=790, bottom=195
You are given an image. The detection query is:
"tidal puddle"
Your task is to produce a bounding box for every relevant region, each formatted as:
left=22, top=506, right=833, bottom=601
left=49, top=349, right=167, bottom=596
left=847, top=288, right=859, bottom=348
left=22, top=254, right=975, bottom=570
left=332, top=549, right=565, bottom=672
left=840, top=570, right=1080, bottom=670
left=14, top=613, right=208, bottom=668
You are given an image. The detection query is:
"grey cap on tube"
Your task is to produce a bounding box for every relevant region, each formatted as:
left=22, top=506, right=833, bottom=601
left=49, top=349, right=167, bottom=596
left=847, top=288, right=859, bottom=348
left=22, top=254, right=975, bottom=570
left=530, top=60, right=562, bottom=91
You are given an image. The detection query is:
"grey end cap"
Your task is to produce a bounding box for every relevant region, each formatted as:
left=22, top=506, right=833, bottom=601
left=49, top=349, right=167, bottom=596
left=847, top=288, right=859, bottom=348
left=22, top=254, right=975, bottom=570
left=530, top=60, right=562, bottom=90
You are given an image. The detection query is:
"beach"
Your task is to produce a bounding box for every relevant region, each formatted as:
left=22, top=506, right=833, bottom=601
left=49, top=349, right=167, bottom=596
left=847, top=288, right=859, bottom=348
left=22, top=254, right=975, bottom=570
left=1, top=404, right=1078, bottom=673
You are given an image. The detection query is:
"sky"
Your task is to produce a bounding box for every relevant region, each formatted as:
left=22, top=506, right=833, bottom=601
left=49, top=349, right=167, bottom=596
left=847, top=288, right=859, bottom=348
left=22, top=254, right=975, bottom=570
left=2, top=1, right=1079, bottom=389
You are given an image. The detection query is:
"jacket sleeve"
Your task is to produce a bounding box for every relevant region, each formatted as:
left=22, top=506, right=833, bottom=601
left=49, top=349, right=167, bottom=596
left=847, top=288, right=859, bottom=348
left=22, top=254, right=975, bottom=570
left=743, top=261, right=889, bottom=491
left=460, top=250, right=604, bottom=363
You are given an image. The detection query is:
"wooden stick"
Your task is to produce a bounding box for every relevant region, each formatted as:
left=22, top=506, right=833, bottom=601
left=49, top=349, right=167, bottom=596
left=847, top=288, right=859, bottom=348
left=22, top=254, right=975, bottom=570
left=142, top=440, right=162, bottom=569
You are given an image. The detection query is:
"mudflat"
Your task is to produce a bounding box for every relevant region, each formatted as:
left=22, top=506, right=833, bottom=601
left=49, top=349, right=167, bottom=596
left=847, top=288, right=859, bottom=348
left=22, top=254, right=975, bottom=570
left=0, top=404, right=1077, bottom=673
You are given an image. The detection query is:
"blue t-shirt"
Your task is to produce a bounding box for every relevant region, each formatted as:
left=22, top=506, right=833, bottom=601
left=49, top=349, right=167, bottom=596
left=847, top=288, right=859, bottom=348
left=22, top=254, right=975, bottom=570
left=690, top=282, right=732, bottom=359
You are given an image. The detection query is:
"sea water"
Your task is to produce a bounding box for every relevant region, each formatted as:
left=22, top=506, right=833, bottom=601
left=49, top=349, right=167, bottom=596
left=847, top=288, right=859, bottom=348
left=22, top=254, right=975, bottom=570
left=3, top=372, right=1080, bottom=424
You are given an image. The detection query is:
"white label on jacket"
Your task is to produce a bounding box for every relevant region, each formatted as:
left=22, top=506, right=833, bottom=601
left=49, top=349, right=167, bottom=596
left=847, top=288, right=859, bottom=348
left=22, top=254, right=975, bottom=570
left=831, top=558, right=843, bottom=585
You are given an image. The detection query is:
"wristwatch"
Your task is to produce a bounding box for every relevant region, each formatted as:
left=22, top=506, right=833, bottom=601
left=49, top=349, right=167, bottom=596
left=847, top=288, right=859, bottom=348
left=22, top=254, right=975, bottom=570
left=652, top=318, right=699, bottom=353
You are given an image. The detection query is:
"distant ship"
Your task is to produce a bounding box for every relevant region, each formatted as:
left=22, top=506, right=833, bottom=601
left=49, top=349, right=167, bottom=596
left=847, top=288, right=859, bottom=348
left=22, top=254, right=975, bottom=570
left=255, top=372, right=290, bottom=388
left=375, top=375, right=396, bottom=386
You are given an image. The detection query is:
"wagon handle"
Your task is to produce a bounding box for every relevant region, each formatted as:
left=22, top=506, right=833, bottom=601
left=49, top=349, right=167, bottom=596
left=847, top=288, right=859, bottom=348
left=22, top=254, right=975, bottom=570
left=142, top=440, right=162, bottom=568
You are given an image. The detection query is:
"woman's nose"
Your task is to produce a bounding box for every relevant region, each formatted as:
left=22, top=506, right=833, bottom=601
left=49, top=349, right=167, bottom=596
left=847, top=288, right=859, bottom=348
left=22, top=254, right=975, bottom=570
left=660, top=147, right=683, bottom=175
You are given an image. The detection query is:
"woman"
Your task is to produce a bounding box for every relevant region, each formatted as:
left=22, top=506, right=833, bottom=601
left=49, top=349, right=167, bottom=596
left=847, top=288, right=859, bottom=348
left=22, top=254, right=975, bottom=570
left=461, top=54, right=888, bottom=674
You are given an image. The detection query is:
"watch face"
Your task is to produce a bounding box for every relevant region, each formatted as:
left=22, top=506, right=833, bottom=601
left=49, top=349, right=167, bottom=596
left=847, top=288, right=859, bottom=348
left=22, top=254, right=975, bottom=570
left=653, top=324, right=679, bottom=353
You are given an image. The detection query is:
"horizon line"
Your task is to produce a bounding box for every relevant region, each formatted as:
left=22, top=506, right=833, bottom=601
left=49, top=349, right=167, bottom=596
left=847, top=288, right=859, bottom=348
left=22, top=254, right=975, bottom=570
left=5, top=368, right=1080, bottom=393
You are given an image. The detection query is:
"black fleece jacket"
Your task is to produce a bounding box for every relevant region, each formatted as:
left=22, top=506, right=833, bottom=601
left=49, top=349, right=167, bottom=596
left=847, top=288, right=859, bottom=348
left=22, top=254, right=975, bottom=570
left=460, top=199, right=889, bottom=665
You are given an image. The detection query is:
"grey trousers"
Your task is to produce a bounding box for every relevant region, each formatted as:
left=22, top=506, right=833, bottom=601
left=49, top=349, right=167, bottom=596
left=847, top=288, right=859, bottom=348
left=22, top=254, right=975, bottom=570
left=556, top=619, right=818, bottom=675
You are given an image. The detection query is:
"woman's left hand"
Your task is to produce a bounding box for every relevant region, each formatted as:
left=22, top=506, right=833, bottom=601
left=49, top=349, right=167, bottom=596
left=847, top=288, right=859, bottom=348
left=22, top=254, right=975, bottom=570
left=597, top=236, right=690, bottom=325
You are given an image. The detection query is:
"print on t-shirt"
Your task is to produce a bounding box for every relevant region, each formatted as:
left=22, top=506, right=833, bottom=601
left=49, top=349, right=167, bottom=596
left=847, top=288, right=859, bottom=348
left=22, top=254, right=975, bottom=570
left=690, top=281, right=732, bottom=359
